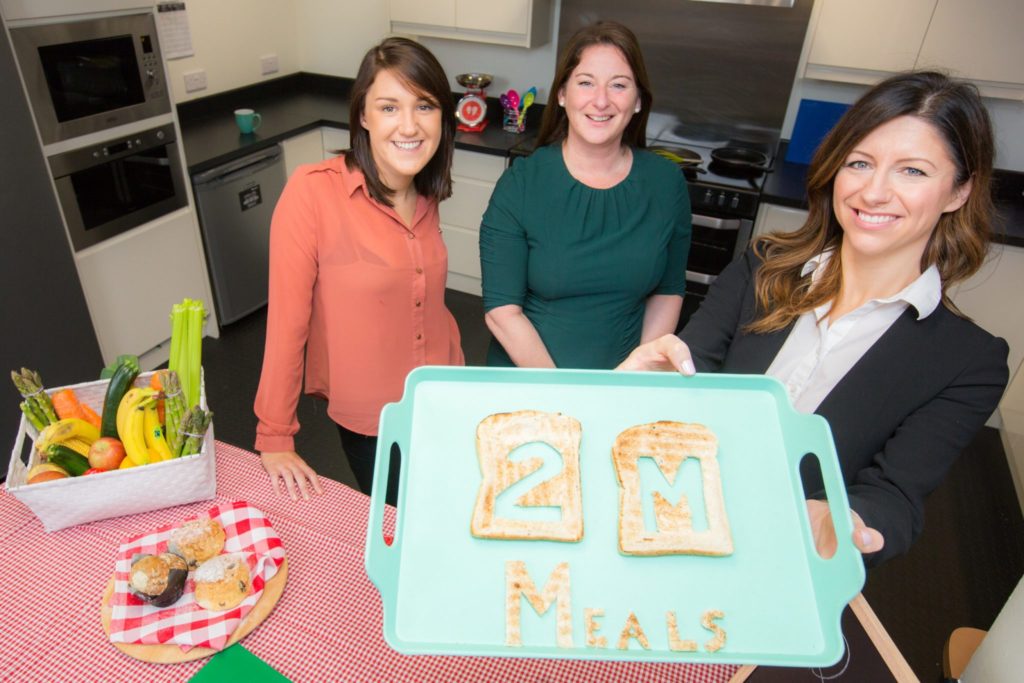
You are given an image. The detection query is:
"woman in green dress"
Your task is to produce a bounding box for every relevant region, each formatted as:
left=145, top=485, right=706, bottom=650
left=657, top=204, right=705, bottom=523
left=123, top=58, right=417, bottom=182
left=479, top=21, right=692, bottom=369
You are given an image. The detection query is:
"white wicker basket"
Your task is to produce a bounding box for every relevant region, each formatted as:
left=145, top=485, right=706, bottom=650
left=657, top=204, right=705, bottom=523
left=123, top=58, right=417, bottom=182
left=5, top=370, right=216, bottom=531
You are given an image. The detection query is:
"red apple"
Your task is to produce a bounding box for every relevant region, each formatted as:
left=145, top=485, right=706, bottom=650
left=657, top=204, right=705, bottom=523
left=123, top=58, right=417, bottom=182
left=82, top=468, right=106, bottom=476
left=87, top=437, right=127, bottom=470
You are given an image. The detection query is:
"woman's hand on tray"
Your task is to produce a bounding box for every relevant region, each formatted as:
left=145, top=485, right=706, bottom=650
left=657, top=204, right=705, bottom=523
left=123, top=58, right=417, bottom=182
left=616, top=334, right=696, bottom=375
left=259, top=451, right=324, bottom=501
left=806, top=499, right=885, bottom=559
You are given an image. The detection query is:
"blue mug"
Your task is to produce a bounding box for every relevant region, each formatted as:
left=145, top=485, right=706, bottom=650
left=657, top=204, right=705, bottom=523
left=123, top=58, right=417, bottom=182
left=234, top=108, right=262, bottom=134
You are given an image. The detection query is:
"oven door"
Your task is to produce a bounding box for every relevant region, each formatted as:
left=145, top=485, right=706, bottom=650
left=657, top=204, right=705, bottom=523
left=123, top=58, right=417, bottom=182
left=680, top=213, right=753, bottom=330
left=50, top=123, right=188, bottom=252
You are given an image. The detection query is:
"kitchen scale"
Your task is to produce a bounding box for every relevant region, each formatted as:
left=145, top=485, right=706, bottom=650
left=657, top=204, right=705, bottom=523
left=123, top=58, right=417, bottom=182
left=455, top=73, right=492, bottom=133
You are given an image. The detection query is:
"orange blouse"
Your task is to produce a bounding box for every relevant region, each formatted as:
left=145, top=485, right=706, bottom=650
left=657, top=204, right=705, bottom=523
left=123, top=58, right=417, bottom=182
left=254, top=156, right=464, bottom=453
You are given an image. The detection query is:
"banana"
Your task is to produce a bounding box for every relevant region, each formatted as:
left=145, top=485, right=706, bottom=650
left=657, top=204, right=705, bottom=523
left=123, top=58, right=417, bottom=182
left=61, top=437, right=93, bottom=458
left=34, top=418, right=100, bottom=453
left=116, top=388, right=144, bottom=438
left=122, top=402, right=151, bottom=466
left=143, top=401, right=174, bottom=461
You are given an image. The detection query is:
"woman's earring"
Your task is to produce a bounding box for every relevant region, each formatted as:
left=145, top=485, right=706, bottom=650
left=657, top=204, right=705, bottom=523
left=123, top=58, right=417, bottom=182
left=634, top=103, right=641, bottom=113
left=559, top=99, right=565, bottom=107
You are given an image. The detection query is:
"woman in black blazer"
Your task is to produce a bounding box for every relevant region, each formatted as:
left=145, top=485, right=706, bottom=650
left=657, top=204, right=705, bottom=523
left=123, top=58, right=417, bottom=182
left=620, top=72, right=1009, bottom=567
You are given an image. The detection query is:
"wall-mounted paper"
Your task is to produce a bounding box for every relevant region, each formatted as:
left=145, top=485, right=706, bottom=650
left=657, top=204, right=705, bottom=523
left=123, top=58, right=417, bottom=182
left=156, top=2, right=194, bottom=60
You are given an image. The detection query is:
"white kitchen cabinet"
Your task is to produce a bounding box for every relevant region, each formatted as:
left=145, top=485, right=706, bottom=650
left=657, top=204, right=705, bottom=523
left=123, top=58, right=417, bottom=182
left=915, top=0, right=1024, bottom=96
left=439, top=149, right=506, bottom=295
left=321, top=127, right=350, bottom=157
left=281, top=129, right=324, bottom=179
left=804, top=0, right=1024, bottom=100
left=74, top=207, right=217, bottom=369
left=389, top=0, right=550, bottom=48
left=806, top=0, right=935, bottom=77
left=753, top=202, right=809, bottom=238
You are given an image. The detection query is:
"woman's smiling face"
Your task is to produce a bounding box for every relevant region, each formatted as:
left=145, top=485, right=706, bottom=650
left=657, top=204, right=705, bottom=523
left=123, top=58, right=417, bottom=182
left=833, top=115, right=971, bottom=267
left=559, top=44, right=640, bottom=151
left=360, top=68, right=442, bottom=190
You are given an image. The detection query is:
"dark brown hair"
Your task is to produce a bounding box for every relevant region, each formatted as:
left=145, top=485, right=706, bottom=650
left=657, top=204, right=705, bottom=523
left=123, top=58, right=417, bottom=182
left=535, top=20, right=652, bottom=149
left=749, top=71, right=994, bottom=333
left=345, top=37, right=454, bottom=206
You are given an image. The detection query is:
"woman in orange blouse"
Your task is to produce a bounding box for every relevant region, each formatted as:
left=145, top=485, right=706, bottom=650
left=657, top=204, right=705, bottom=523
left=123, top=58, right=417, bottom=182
left=254, top=38, right=464, bottom=504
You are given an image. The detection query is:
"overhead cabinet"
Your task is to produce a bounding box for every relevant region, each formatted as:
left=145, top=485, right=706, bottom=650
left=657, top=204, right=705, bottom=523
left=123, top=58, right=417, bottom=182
left=804, top=0, right=1024, bottom=100
left=389, top=0, right=551, bottom=48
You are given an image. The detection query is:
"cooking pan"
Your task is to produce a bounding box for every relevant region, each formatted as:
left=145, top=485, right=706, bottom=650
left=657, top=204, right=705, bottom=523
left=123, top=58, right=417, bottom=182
left=710, top=146, right=772, bottom=172
left=649, top=145, right=703, bottom=168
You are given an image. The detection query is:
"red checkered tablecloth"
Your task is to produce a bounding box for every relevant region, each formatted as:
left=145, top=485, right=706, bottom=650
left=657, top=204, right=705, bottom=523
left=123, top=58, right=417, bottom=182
left=0, top=441, right=741, bottom=683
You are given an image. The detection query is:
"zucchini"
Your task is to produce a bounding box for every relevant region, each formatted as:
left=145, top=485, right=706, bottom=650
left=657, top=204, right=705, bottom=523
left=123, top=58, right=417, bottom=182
left=45, top=444, right=91, bottom=476
left=100, top=358, right=140, bottom=438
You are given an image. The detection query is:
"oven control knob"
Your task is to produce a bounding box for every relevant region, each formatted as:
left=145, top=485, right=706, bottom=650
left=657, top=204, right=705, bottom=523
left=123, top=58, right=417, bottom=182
left=730, top=194, right=740, bottom=209
left=702, top=189, right=713, bottom=204
left=156, top=130, right=165, bottom=141
left=716, top=192, right=725, bottom=207
left=92, top=151, right=100, bottom=158
left=136, top=138, right=143, bottom=146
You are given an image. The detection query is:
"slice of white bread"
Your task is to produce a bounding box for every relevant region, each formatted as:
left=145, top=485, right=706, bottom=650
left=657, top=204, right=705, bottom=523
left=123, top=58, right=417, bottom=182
left=471, top=410, right=583, bottom=542
left=612, top=421, right=733, bottom=556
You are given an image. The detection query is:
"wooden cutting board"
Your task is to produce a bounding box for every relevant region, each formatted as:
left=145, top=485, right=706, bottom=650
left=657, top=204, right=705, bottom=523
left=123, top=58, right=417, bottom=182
left=100, top=559, right=288, bottom=664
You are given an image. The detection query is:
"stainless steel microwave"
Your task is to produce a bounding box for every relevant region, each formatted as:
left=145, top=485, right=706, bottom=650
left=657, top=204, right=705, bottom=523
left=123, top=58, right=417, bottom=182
left=10, top=12, right=171, bottom=146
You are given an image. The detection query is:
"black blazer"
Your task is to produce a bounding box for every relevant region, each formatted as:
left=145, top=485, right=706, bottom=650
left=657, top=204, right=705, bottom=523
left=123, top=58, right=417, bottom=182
left=681, top=248, right=1009, bottom=566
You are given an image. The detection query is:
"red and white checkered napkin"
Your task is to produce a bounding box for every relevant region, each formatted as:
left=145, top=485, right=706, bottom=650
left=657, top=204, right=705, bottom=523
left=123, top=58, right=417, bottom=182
left=107, top=500, right=286, bottom=651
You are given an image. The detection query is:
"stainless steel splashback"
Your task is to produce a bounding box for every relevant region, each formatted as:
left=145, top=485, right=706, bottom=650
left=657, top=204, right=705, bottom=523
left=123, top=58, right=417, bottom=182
left=558, top=0, right=813, bottom=155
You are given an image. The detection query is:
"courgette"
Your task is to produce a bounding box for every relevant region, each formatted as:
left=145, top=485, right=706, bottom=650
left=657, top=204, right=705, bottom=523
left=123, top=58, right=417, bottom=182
left=45, top=444, right=91, bottom=476
left=100, top=358, right=140, bottom=438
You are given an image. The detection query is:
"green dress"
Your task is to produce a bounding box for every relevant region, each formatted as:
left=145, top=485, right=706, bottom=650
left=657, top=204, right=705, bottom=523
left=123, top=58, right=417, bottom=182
left=479, top=144, right=692, bottom=369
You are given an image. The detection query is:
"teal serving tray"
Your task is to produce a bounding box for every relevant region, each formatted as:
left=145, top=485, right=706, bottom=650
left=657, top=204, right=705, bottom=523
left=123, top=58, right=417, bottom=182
left=365, top=366, right=865, bottom=666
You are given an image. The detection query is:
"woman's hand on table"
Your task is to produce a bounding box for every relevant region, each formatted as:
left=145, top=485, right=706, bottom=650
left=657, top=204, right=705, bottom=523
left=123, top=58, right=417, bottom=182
left=616, top=334, right=696, bottom=375
left=806, top=499, right=885, bottom=559
left=259, top=451, right=324, bottom=501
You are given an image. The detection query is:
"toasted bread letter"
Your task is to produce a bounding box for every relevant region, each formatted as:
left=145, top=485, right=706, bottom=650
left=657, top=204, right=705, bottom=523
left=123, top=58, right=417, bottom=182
left=612, top=421, right=733, bottom=556
left=505, top=560, right=573, bottom=647
left=471, top=411, right=583, bottom=542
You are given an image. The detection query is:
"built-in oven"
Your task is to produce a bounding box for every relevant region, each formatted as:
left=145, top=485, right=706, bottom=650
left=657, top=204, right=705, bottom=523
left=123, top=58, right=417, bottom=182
left=49, top=122, right=188, bottom=251
left=9, top=12, right=171, bottom=146
left=651, top=145, right=763, bottom=330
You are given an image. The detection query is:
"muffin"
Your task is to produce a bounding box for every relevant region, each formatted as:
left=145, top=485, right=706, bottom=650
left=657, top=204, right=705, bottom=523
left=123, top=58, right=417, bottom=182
left=194, top=553, right=251, bottom=611
left=129, top=552, right=188, bottom=607
left=167, top=518, right=226, bottom=568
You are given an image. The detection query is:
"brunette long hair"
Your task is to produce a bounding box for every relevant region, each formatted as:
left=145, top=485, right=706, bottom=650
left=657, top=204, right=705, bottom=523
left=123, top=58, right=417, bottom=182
left=535, top=20, right=652, bottom=149
left=749, top=71, right=994, bottom=333
left=345, top=37, right=454, bottom=206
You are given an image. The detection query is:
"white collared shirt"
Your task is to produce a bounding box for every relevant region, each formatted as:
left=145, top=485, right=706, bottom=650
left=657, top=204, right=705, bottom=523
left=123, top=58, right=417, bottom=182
left=766, top=251, right=942, bottom=414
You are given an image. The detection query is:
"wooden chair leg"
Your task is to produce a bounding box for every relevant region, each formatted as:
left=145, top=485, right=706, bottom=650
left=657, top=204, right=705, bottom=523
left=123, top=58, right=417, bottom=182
left=943, top=626, right=987, bottom=679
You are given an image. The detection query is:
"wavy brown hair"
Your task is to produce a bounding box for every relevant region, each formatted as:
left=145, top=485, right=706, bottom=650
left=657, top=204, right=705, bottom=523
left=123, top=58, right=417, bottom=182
left=535, top=20, right=652, bottom=149
left=345, top=37, right=454, bottom=207
left=749, top=71, right=994, bottom=333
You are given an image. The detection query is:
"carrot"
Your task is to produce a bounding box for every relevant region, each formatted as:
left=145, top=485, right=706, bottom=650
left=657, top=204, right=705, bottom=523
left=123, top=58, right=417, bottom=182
left=80, top=403, right=102, bottom=430
left=150, top=371, right=166, bottom=425
left=51, top=389, right=85, bottom=421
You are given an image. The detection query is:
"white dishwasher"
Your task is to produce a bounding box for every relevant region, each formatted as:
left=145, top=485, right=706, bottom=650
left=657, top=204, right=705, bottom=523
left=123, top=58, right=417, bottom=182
left=192, top=144, right=285, bottom=324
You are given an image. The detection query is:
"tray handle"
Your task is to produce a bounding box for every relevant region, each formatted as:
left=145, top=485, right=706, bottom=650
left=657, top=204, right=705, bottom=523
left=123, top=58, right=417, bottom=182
left=785, top=412, right=866, bottom=657
left=364, top=394, right=412, bottom=593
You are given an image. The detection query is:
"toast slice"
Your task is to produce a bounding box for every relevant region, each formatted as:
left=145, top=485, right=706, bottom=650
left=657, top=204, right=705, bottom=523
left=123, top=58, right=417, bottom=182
left=471, top=410, right=583, bottom=542
left=612, top=421, right=732, bottom=556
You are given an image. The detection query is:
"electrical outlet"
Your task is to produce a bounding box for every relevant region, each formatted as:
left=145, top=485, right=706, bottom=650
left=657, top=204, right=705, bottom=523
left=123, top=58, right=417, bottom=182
left=260, top=54, right=279, bottom=76
left=183, top=69, right=207, bottom=93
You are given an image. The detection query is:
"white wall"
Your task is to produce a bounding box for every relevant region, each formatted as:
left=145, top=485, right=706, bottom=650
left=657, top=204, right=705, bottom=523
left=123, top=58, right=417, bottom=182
left=164, top=0, right=300, bottom=103
left=294, top=0, right=389, bottom=77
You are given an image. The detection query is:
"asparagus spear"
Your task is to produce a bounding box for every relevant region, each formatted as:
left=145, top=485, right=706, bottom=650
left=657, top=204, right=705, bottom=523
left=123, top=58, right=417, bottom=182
left=10, top=368, right=58, bottom=425
left=19, top=401, right=46, bottom=431
left=175, top=406, right=213, bottom=457
left=162, top=370, right=187, bottom=455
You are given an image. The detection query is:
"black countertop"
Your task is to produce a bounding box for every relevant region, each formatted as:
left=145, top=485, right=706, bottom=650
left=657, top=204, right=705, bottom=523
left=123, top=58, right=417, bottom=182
left=177, top=72, right=539, bottom=176
left=763, top=142, right=1024, bottom=248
